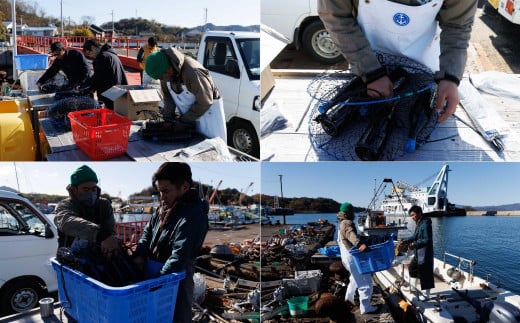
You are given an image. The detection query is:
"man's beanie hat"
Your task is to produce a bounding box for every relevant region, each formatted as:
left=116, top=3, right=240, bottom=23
left=70, top=165, right=98, bottom=186
left=339, top=202, right=353, bottom=213
left=145, top=51, right=169, bottom=79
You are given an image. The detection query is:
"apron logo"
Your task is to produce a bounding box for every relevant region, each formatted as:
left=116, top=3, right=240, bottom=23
left=393, top=13, right=410, bottom=26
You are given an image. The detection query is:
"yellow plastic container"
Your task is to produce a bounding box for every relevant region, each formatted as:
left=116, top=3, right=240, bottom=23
left=0, top=100, right=36, bottom=161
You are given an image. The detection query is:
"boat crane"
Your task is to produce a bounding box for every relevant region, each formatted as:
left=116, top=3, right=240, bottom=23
left=395, top=180, right=421, bottom=192
left=238, top=182, right=254, bottom=206
left=208, top=180, right=222, bottom=204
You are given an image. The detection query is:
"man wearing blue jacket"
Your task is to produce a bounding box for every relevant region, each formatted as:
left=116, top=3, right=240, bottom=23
left=134, top=162, right=209, bottom=323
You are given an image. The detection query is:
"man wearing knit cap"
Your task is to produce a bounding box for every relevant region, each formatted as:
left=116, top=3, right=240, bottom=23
left=337, top=202, right=378, bottom=314
left=54, top=165, right=119, bottom=258
left=145, top=48, right=227, bottom=143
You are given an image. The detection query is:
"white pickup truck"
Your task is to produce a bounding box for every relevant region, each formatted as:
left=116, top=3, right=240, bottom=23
left=197, top=31, right=261, bottom=157
left=0, top=190, right=58, bottom=316
left=261, top=0, right=343, bottom=64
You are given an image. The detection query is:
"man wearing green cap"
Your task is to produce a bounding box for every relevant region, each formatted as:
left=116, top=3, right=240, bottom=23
left=145, top=47, right=227, bottom=143
left=54, top=165, right=119, bottom=258
left=337, top=202, right=378, bottom=314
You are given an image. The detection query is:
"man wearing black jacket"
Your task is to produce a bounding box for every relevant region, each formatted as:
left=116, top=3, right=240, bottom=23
left=82, top=39, right=128, bottom=109
left=36, top=42, right=90, bottom=90
left=133, top=162, right=209, bottom=323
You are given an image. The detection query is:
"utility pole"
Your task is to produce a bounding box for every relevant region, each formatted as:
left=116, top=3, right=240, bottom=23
left=111, top=10, right=115, bottom=38
left=11, top=0, right=17, bottom=78
left=203, top=8, right=207, bottom=31
left=60, top=0, right=63, bottom=36
left=279, top=174, right=286, bottom=225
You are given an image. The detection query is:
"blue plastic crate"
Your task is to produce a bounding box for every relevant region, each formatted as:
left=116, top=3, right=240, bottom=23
left=14, top=54, right=48, bottom=70
left=51, top=258, right=185, bottom=323
left=349, top=235, right=395, bottom=274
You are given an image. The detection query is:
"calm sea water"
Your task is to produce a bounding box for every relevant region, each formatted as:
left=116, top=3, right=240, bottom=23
left=279, top=213, right=520, bottom=295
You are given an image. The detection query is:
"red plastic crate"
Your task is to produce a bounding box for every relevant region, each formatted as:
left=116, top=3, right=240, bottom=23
left=68, top=109, right=132, bottom=160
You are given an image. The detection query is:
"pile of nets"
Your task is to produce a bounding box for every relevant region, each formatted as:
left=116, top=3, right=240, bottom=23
left=308, top=53, right=439, bottom=161
left=48, top=96, right=100, bottom=130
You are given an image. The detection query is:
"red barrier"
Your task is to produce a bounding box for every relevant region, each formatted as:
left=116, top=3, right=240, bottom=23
left=116, top=220, right=149, bottom=247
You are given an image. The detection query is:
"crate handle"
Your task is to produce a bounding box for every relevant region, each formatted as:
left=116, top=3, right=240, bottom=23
left=80, top=112, right=95, bottom=117
left=149, top=284, right=164, bottom=292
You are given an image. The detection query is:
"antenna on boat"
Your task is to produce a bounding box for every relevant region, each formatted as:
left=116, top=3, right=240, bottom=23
left=13, top=162, right=20, bottom=192
left=278, top=174, right=286, bottom=225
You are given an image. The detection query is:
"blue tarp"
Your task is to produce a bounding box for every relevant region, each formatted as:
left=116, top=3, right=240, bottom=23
left=318, top=246, right=340, bottom=257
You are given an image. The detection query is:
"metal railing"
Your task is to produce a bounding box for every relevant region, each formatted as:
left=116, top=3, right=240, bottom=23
left=16, top=35, right=151, bottom=57
left=116, top=220, right=149, bottom=247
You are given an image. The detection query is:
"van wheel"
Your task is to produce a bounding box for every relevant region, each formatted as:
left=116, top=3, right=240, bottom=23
left=302, top=20, right=344, bottom=65
left=0, top=279, right=44, bottom=315
left=228, top=120, right=260, bottom=158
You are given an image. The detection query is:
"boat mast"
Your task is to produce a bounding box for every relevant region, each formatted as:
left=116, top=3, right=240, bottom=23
left=278, top=174, right=286, bottom=225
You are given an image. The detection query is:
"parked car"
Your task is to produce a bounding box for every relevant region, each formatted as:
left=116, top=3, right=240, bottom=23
left=0, top=190, right=58, bottom=316
left=197, top=31, right=260, bottom=157
left=261, top=0, right=343, bottom=64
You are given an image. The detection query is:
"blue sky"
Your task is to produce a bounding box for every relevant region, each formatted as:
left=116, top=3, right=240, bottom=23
left=261, top=162, right=520, bottom=207
left=0, top=162, right=260, bottom=200
left=2, top=162, right=518, bottom=207
left=29, top=0, right=260, bottom=28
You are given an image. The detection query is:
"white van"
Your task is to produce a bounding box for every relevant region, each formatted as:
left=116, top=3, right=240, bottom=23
left=197, top=31, right=261, bottom=157
left=261, top=0, right=343, bottom=64
left=0, top=190, right=58, bottom=316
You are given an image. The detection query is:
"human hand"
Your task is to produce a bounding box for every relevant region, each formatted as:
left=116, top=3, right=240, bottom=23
left=358, top=243, right=368, bottom=252
left=367, top=76, right=393, bottom=98
left=436, top=80, right=459, bottom=122
left=100, top=235, right=120, bottom=259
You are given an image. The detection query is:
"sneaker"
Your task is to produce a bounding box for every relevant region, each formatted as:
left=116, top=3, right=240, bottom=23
left=418, top=294, right=430, bottom=301
left=361, top=304, right=380, bottom=314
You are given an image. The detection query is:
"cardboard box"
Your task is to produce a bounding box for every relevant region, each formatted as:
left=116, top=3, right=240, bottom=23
left=102, top=85, right=162, bottom=121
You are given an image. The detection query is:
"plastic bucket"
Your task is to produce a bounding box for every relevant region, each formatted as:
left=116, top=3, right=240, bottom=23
left=287, top=296, right=309, bottom=317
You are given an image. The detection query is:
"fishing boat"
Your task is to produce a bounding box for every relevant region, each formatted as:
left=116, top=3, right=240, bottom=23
left=113, top=195, right=158, bottom=223
left=374, top=251, right=520, bottom=322
left=371, top=164, right=466, bottom=225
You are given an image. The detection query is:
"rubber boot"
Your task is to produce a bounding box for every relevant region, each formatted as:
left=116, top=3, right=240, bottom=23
left=419, top=289, right=431, bottom=301
left=360, top=299, right=378, bottom=314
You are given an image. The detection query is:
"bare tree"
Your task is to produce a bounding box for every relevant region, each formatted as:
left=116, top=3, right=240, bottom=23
left=81, top=16, right=96, bottom=26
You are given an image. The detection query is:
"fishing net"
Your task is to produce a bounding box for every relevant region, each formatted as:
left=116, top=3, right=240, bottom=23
left=48, top=96, right=100, bottom=130
left=307, top=52, right=439, bottom=161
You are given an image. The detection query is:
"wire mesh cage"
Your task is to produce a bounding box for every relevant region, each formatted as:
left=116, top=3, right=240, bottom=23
left=307, top=52, right=439, bottom=161
left=48, top=96, right=100, bottom=130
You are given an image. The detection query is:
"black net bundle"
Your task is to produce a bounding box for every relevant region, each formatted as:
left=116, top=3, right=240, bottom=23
left=137, top=109, right=197, bottom=142
left=48, top=96, right=100, bottom=130
left=308, top=53, right=439, bottom=161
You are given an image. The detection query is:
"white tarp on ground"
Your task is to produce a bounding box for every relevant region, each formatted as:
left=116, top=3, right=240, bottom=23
left=260, top=24, right=289, bottom=72
left=261, top=101, right=288, bottom=137
left=260, top=24, right=290, bottom=137
left=469, top=71, right=520, bottom=100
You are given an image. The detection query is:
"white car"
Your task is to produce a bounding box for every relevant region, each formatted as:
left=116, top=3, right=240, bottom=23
left=198, top=31, right=261, bottom=157
left=261, top=0, right=343, bottom=64
left=0, top=190, right=58, bottom=316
